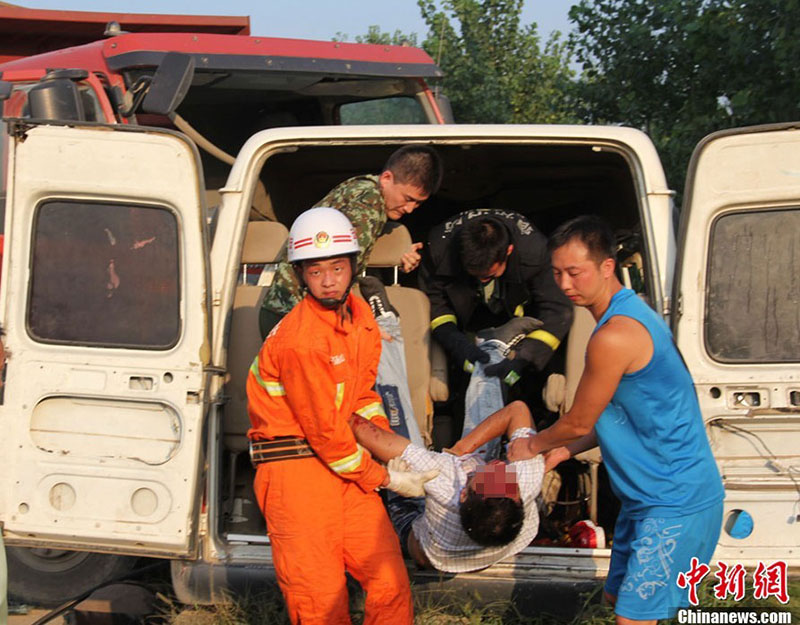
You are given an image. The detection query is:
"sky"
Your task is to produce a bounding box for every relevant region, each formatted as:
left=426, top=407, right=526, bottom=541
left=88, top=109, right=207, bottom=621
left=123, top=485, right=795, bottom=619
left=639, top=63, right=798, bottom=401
left=21, top=1, right=576, bottom=43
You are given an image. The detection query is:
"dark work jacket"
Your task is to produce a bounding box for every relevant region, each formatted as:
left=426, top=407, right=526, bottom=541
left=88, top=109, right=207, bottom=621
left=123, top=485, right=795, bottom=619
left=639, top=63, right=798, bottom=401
left=419, top=209, right=573, bottom=346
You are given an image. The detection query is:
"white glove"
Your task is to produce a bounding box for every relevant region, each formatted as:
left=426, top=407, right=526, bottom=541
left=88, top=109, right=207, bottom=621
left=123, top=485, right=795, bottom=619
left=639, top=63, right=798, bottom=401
left=387, top=456, right=412, bottom=472
left=385, top=466, right=439, bottom=497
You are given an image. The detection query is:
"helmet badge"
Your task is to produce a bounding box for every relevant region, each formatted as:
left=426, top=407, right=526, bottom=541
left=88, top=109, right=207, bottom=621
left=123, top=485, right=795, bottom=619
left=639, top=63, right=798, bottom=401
left=314, top=231, right=331, bottom=248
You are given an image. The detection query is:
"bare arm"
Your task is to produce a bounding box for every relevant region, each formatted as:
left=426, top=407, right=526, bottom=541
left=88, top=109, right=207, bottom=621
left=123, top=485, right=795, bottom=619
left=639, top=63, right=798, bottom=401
left=511, top=317, right=647, bottom=458
left=447, top=400, right=532, bottom=456
left=349, top=415, right=411, bottom=462
left=568, top=429, right=598, bottom=454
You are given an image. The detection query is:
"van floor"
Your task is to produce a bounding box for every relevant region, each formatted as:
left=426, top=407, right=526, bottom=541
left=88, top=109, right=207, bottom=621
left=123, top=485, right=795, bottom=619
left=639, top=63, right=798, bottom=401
left=219, top=450, right=619, bottom=547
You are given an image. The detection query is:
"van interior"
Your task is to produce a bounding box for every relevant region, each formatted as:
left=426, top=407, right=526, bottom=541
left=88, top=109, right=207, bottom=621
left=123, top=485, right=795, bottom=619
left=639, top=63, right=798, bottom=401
left=218, top=140, right=648, bottom=553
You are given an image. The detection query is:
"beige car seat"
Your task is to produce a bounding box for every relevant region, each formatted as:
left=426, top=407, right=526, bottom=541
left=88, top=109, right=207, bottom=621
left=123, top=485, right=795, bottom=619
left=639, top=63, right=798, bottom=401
left=543, top=305, right=602, bottom=523
left=223, top=220, right=288, bottom=453
left=356, top=222, right=448, bottom=446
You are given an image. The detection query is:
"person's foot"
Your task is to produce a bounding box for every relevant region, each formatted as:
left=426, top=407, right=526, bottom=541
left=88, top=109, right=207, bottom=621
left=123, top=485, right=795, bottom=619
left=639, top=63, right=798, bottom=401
left=476, top=316, right=542, bottom=348
left=358, top=275, right=399, bottom=318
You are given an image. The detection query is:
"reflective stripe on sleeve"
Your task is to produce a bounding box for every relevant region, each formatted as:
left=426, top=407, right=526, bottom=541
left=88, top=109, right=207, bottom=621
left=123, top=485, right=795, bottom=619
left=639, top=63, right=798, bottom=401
left=514, top=304, right=524, bottom=317
left=356, top=401, right=387, bottom=421
left=527, top=329, right=561, bottom=351
left=430, top=314, right=457, bottom=331
left=249, top=358, right=286, bottom=396
left=328, top=444, right=365, bottom=475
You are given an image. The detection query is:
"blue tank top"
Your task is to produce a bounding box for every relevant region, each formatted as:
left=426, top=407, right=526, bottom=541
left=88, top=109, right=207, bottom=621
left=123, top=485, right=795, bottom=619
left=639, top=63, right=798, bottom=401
left=593, top=289, right=724, bottom=517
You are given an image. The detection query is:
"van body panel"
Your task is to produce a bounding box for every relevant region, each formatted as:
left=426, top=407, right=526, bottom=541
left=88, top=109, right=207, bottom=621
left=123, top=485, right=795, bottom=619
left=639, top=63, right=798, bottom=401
left=676, top=123, right=800, bottom=566
left=0, top=123, right=209, bottom=557
left=6, top=119, right=797, bottom=603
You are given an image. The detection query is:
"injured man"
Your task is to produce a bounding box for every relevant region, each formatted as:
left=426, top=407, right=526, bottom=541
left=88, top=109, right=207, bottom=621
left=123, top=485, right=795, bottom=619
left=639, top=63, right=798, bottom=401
left=349, top=400, right=545, bottom=573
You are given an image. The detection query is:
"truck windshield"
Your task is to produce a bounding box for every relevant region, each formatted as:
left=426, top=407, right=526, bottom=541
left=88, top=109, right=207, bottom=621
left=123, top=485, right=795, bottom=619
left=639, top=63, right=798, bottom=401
left=339, top=97, right=427, bottom=125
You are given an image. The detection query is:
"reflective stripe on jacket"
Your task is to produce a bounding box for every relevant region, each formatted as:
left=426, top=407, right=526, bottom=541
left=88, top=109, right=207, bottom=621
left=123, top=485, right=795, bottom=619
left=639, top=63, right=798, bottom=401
left=247, top=292, right=390, bottom=492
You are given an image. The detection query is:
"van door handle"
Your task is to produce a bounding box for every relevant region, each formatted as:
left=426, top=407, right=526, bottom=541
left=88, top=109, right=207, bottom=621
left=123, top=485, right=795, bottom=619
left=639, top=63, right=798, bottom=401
left=128, top=375, right=155, bottom=390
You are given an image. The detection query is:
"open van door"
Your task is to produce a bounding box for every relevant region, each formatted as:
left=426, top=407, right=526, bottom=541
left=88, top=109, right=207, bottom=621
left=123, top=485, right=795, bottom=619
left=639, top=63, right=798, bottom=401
left=674, top=122, right=800, bottom=566
left=0, top=122, right=209, bottom=558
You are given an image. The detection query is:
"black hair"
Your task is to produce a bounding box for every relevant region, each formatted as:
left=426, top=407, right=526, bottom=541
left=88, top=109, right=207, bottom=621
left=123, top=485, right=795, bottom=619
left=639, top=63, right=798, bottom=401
left=383, top=145, right=443, bottom=196
left=459, top=490, right=525, bottom=547
left=458, top=217, right=511, bottom=276
left=547, top=214, right=616, bottom=264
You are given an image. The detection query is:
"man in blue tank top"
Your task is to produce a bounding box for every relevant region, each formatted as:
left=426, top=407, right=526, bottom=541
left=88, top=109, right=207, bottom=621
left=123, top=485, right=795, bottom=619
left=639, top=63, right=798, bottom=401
left=509, top=215, right=724, bottom=624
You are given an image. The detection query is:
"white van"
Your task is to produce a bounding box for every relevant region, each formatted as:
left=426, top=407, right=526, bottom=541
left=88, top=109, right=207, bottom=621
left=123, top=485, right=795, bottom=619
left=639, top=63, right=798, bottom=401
left=0, top=117, right=798, bottom=607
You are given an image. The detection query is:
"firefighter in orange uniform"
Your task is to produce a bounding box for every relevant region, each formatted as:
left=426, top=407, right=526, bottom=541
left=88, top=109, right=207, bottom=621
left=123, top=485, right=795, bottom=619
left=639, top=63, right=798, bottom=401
left=247, top=207, right=437, bottom=625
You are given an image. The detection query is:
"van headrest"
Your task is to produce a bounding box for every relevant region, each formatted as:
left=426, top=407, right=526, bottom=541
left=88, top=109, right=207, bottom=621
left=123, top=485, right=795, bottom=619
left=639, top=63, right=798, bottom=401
left=241, top=221, right=289, bottom=264
left=367, top=222, right=412, bottom=268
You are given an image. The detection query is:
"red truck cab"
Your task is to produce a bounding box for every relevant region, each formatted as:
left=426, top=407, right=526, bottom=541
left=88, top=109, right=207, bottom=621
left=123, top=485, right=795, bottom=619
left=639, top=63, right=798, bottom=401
left=0, top=6, right=448, bottom=278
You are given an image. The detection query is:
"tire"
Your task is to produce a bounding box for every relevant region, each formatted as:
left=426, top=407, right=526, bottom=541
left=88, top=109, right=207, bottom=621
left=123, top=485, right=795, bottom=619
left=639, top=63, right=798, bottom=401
left=6, top=547, right=138, bottom=607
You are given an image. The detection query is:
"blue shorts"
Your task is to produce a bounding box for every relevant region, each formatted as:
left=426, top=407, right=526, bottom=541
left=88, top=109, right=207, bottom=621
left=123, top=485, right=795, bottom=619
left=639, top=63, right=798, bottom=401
left=606, top=501, right=723, bottom=620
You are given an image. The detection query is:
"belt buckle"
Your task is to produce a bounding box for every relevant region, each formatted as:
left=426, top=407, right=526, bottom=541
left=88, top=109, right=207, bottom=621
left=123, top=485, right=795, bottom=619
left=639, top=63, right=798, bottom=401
left=248, top=439, right=257, bottom=466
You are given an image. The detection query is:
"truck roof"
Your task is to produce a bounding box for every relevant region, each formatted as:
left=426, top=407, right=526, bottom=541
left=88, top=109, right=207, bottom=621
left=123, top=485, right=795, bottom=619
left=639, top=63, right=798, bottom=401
left=0, top=3, right=249, bottom=63
left=0, top=31, right=443, bottom=81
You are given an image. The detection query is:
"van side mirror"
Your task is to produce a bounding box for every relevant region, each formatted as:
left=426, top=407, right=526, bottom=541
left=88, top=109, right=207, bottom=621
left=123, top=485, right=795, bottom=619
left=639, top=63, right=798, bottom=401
left=141, top=52, right=195, bottom=116
left=0, top=80, right=12, bottom=102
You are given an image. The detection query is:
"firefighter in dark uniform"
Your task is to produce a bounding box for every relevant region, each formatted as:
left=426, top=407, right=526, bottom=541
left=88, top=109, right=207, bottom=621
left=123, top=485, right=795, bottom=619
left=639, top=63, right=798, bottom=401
left=419, top=209, right=573, bottom=429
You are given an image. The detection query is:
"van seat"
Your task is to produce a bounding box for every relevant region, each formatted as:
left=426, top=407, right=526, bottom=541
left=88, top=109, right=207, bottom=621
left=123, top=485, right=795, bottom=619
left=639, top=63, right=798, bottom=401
left=558, top=305, right=602, bottom=522
left=563, top=306, right=596, bottom=412
left=359, top=222, right=440, bottom=445
left=224, top=221, right=289, bottom=453
left=206, top=179, right=276, bottom=223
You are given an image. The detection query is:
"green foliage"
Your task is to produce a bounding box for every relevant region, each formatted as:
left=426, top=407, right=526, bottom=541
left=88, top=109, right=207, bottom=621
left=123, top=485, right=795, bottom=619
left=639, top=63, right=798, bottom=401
left=417, top=0, right=580, bottom=124
left=335, top=25, right=419, bottom=47
left=338, top=2, right=579, bottom=125
left=569, top=0, right=800, bottom=196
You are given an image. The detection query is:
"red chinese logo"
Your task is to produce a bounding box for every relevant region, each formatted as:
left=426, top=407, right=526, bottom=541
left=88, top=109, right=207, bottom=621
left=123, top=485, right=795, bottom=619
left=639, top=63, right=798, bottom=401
left=677, top=557, right=710, bottom=606
left=713, top=561, right=747, bottom=601
left=677, top=559, right=790, bottom=605
left=753, top=561, right=789, bottom=604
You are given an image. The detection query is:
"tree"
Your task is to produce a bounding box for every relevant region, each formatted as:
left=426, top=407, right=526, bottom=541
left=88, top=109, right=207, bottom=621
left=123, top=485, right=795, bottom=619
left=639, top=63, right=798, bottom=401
left=570, top=0, right=800, bottom=196
left=417, top=0, right=579, bottom=124
left=335, top=25, right=418, bottom=47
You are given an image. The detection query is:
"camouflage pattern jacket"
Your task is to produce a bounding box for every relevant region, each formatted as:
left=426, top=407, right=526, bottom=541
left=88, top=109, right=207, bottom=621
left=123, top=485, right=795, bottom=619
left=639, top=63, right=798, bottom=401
left=259, top=175, right=388, bottom=326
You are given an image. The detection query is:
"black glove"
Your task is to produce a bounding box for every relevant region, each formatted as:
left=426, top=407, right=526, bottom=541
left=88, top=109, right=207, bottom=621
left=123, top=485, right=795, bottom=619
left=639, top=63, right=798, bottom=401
left=432, top=322, right=489, bottom=372
left=484, top=356, right=527, bottom=386
left=515, top=336, right=556, bottom=372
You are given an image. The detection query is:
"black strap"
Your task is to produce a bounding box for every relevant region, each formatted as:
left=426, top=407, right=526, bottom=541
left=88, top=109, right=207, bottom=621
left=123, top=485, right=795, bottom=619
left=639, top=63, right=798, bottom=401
left=250, top=437, right=315, bottom=466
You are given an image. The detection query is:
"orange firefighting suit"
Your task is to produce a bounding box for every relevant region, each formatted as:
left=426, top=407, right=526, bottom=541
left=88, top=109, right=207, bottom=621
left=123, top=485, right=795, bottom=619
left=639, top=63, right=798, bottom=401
left=247, top=292, right=413, bottom=625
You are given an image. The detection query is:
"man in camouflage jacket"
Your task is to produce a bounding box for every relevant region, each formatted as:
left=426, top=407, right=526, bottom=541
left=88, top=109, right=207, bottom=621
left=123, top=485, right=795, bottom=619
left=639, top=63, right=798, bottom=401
left=259, top=145, right=443, bottom=338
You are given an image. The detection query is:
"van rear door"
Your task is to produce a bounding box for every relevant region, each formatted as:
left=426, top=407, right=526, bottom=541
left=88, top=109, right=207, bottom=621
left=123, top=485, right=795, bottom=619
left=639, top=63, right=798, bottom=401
left=674, top=122, right=800, bottom=566
left=0, top=122, right=209, bottom=558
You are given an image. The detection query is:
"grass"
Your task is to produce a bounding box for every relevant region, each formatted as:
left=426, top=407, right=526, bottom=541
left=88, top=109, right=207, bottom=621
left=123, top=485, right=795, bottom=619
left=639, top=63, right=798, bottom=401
left=161, top=579, right=800, bottom=624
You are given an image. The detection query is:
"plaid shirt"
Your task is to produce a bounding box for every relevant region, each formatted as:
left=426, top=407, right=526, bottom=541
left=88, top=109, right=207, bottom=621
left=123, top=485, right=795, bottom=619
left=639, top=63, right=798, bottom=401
left=401, top=427, right=544, bottom=573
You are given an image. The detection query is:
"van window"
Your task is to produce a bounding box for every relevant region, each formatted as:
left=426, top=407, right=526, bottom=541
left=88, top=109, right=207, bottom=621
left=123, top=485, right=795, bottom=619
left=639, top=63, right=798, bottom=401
left=339, top=97, right=427, bottom=125
left=28, top=201, right=180, bottom=349
left=706, top=208, right=800, bottom=362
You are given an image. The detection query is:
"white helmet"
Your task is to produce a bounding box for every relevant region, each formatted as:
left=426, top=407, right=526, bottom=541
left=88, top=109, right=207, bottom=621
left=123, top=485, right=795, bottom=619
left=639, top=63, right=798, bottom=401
left=287, top=206, right=360, bottom=263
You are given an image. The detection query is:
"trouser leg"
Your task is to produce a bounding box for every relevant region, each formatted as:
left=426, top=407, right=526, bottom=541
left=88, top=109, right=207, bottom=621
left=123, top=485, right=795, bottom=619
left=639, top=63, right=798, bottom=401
left=342, top=484, right=413, bottom=625
left=253, top=459, right=351, bottom=625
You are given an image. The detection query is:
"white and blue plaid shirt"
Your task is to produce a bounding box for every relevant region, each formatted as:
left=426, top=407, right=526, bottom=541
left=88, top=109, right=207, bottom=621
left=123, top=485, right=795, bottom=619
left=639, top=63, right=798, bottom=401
left=400, top=427, right=544, bottom=573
